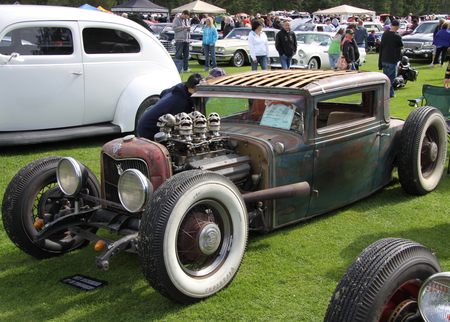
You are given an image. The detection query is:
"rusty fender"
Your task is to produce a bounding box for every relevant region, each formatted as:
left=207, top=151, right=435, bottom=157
left=242, top=182, right=310, bottom=203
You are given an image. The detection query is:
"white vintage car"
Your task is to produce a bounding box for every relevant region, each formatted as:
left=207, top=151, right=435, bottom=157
left=0, top=5, right=180, bottom=146
left=189, top=27, right=279, bottom=67
left=270, top=31, right=366, bottom=69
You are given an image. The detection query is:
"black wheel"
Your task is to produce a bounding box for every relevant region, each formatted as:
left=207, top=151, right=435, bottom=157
left=229, top=50, right=246, bottom=67
left=2, top=156, right=101, bottom=259
left=197, top=59, right=205, bottom=65
left=134, top=96, right=160, bottom=134
left=308, top=57, right=319, bottom=69
left=138, top=170, right=248, bottom=304
left=324, top=238, right=441, bottom=322
left=398, top=106, right=447, bottom=195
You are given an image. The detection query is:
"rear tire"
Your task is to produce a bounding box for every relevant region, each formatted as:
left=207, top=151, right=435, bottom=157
left=134, top=96, right=160, bottom=134
left=398, top=106, right=447, bottom=195
left=324, top=238, right=441, bottom=322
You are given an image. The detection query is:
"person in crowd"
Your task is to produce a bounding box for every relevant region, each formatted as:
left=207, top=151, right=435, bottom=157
left=444, top=62, right=450, bottom=88
left=331, top=15, right=339, bottom=28
left=328, top=27, right=345, bottom=69
left=431, top=22, right=450, bottom=67
left=200, top=14, right=208, bottom=25
left=354, top=19, right=368, bottom=49
left=341, top=29, right=359, bottom=70
left=248, top=20, right=269, bottom=70
left=191, top=14, right=200, bottom=25
left=243, top=15, right=251, bottom=26
left=324, top=18, right=335, bottom=32
left=234, top=15, right=244, bottom=27
left=384, top=16, right=391, bottom=26
left=173, top=10, right=191, bottom=73
left=378, top=20, right=404, bottom=98
left=223, top=16, right=234, bottom=37
left=273, top=16, right=282, bottom=30
left=202, top=16, right=219, bottom=72
left=431, top=18, right=445, bottom=66
left=275, top=21, right=297, bottom=69
left=368, top=29, right=376, bottom=46
left=137, top=73, right=205, bottom=140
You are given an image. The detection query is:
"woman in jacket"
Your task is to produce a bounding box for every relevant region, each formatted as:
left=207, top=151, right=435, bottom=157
left=432, top=23, right=450, bottom=67
left=341, top=29, right=360, bottom=70
left=202, top=17, right=219, bottom=72
left=248, top=20, right=269, bottom=70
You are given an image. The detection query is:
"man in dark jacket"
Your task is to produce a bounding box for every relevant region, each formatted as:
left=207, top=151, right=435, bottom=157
left=223, top=16, right=234, bottom=38
left=137, top=73, right=205, bottom=140
left=342, top=29, right=360, bottom=70
left=275, top=21, right=297, bottom=69
left=378, top=20, right=404, bottom=98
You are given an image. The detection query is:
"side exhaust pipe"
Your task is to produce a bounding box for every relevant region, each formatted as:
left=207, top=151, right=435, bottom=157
left=242, top=182, right=310, bottom=203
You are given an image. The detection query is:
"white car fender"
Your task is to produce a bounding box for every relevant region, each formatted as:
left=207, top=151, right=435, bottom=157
left=112, top=72, right=181, bottom=132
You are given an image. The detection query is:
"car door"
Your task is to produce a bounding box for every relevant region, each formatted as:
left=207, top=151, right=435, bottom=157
left=78, top=21, right=147, bottom=125
left=0, top=22, right=83, bottom=131
left=308, top=88, right=382, bottom=215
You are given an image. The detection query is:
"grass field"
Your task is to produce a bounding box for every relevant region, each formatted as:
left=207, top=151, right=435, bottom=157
left=1, top=54, right=449, bottom=322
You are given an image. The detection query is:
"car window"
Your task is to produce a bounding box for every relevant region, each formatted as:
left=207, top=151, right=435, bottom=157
left=316, top=90, right=375, bottom=130
left=266, top=31, right=276, bottom=41
left=413, top=22, right=437, bottom=34
left=205, top=97, right=304, bottom=133
left=225, top=29, right=250, bottom=39
left=82, top=28, right=140, bottom=54
left=0, top=27, right=73, bottom=55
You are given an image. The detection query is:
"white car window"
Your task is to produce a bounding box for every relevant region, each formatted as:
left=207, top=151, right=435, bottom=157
left=82, top=28, right=140, bottom=54
left=0, top=27, right=73, bottom=55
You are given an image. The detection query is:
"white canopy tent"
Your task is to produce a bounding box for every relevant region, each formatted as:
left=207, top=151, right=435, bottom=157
left=171, top=0, right=226, bottom=14
left=313, top=4, right=376, bottom=22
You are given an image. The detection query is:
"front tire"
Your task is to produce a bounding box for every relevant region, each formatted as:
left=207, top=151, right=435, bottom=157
left=2, top=156, right=101, bottom=259
left=308, top=57, right=319, bottom=69
left=230, top=50, right=246, bottom=67
left=324, top=238, right=441, bottom=322
left=398, top=106, right=447, bottom=195
left=138, top=170, right=248, bottom=304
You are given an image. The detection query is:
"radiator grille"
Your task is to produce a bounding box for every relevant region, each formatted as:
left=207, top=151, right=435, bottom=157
left=102, top=153, right=149, bottom=205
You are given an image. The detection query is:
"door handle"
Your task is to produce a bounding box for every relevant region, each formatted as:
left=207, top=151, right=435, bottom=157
left=71, top=71, right=83, bottom=75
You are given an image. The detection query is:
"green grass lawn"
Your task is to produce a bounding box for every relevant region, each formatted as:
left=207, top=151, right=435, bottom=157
left=1, top=55, right=449, bottom=322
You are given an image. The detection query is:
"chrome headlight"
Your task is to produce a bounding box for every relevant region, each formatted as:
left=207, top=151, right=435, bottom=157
left=298, top=50, right=306, bottom=58
left=423, top=41, right=432, bottom=47
left=57, top=157, right=88, bottom=196
left=118, top=169, right=153, bottom=213
left=189, top=45, right=193, bottom=51
left=418, top=272, right=450, bottom=322
left=216, top=47, right=225, bottom=54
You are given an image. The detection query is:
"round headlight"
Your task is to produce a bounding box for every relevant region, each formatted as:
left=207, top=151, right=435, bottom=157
left=189, top=45, right=193, bottom=51
left=118, top=169, right=153, bottom=213
left=57, top=157, right=87, bottom=196
left=298, top=50, right=306, bottom=58
left=216, top=47, right=225, bottom=54
left=418, top=272, right=450, bottom=322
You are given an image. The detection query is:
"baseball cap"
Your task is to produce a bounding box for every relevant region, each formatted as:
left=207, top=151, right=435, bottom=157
left=208, top=67, right=228, bottom=79
left=391, top=20, right=400, bottom=26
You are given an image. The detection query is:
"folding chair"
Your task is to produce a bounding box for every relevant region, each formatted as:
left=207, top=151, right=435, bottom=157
left=408, top=84, right=450, bottom=173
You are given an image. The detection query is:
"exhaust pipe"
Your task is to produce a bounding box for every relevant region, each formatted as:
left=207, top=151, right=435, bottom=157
left=242, top=182, right=310, bottom=203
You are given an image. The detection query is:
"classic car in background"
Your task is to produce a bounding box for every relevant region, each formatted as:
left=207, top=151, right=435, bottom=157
left=189, top=27, right=279, bottom=67
left=0, top=5, right=180, bottom=146
left=324, top=238, right=449, bottom=322
left=270, top=31, right=366, bottom=69
left=148, top=22, right=203, bottom=54
left=3, top=69, right=447, bottom=304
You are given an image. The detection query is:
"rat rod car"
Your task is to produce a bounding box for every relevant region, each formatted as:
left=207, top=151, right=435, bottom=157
left=324, top=238, right=448, bottom=322
left=2, top=70, right=448, bottom=304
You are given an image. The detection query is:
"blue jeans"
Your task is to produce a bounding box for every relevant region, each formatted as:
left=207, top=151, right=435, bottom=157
left=175, top=42, right=189, bottom=71
left=251, top=55, right=268, bottom=70
left=280, top=54, right=293, bottom=69
left=328, top=54, right=340, bottom=68
left=382, top=62, right=398, bottom=98
left=203, top=44, right=217, bottom=69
